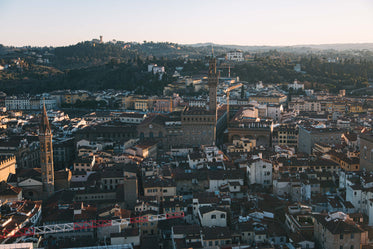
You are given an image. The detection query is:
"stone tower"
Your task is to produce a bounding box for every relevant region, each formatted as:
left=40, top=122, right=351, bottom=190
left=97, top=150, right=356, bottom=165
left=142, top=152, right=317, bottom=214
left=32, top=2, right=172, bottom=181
left=208, top=56, right=218, bottom=116
left=39, top=102, right=54, bottom=197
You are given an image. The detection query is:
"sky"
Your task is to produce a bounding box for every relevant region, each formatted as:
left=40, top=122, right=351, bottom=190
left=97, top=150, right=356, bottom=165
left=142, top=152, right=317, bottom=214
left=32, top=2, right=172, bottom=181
left=1, top=0, right=373, bottom=47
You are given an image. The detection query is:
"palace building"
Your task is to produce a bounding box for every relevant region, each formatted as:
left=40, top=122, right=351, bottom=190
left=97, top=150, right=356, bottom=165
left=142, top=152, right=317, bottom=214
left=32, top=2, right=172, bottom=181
left=138, top=55, right=224, bottom=147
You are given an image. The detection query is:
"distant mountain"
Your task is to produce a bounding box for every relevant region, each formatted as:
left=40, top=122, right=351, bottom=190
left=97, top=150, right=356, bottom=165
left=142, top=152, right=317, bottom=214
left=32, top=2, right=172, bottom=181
left=292, top=43, right=373, bottom=51
left=184, top=42, right=373, bottom=52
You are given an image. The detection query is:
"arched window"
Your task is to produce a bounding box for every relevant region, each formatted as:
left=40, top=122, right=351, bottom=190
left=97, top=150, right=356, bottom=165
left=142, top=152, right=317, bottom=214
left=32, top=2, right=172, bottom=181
left=158, top=131, right=163, bottom=138
left=140, top=132, right=144, bottom=139
left=149, top=132, right=154, bottom=138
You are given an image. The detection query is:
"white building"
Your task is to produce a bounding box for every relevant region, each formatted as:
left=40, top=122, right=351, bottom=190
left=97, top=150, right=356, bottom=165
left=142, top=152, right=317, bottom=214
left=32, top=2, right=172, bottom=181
left=5, top=96, right=57, bottom=110
left=256, top=81, right=264, bottom=90
left=148, top=64, right=165, bottom=79
left=198, top=207, right=227, bottom=227
left=226, top=50, right=244, bottom=62
left=208, top=171, right=244, bottom=192
left=288, top=80, right=304, bottom=91
left=119, top=113, right=146, bottom=124
left=345, top=176, right=373, bottom=226
left=288, top=100, right=321, bottom=113
left=267, top=104, right=283, bottom=121
left=202, top=145, right=224, bottom=163
left=5, top=97, right=31, bottom=110
left=240, top=156, right=273, bottom=187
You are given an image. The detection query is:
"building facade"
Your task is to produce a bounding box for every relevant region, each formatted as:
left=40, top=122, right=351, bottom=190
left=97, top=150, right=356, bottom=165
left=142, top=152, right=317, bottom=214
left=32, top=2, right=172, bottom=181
left=360, top=133, right=373, bottom=171
left=298, top=126, right=343, bottom=155
left=180, top=56, right=218, bottom=146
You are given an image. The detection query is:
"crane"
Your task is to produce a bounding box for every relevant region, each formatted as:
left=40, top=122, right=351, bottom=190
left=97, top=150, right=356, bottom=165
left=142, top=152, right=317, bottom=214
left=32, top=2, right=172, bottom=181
left=0, top=211, right=184, bottom=240
left=224, top=83, right=243, bottom=124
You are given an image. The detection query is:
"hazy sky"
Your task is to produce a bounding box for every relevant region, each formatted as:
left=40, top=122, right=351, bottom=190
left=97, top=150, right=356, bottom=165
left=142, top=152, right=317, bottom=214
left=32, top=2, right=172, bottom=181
left=1, top=0, right=373, bottom=47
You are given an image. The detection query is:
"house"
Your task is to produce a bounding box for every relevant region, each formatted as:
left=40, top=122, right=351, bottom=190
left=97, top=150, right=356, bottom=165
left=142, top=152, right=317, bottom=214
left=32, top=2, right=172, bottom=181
left=171, top=225, right=203, bottom=249
left=285, top=204, right=314, bottom=239
left=110, top=227, right=140, bottom=247
left=0, top=181, right=22, bottom=201
left=134, top=198, right=159, bottom=213
left=143, top=178, right=176, bottom=200
left=198, top=206, right=227, bottom=227
left=73, top=155, right=95, bottom=172
left=207, top=170, right=245, bottom=192
left=313, top=212, right=367, bottom=249
left=239, top=157, right=272, bottom=187
left=202, top=226, right=232, bottom=247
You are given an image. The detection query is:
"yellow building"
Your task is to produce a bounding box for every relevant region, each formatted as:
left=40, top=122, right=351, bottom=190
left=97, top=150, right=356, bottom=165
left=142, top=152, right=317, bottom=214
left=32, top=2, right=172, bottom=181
left=64, top=91, right=89, bottom=104
left=0, top=156, right=16, bottom=182
left=328, top=150, right=359, bottom=171
left=123, top=95, right=154, bottom=111
left=349, top=103, right=364, bottom=113
left=134, top=99, right=149, bottom=111
left=277, top=125, right=298, bottom=148
left=249, top=95, right=287, bottom=104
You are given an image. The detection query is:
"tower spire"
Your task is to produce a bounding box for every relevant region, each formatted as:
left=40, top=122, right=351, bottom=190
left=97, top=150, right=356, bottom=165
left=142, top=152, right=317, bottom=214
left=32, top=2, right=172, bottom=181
left=40, top=100, right=51, bottom=134
left=39, top=99, right=54, bottom=198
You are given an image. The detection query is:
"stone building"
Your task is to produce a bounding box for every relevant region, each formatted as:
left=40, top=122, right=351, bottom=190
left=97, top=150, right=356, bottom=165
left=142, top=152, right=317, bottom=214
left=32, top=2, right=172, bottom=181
left=227, top=109, right=273, bottom=147
left=298, top=126, right=343, bottom=155
left=0, top=156, right=16, bottom=182
left=314, top=212, right=367, bottom=249
left=180, top=56, right=218, bottom=146
left=138, top=56, right=222, bottom=148
left=360, top=133, right=373, bottom=171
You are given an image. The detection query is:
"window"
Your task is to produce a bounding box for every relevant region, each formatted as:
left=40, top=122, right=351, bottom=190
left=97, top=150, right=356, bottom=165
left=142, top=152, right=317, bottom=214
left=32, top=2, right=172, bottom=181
left=340, top=234, right=344, bottom=240
left=209, top=241, right=212, bottom=246
left=220, top=214, right=226, bottom=219
left=351, top=233, right=354, bottom=239
left=211, top=215, right=216, bottom=219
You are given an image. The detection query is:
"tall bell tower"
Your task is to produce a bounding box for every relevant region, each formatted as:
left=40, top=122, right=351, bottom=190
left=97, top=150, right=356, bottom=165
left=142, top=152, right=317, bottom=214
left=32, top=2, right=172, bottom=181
left=208, top=55, right=218, bottom=116
left=39, top=102, right=54, bottom=197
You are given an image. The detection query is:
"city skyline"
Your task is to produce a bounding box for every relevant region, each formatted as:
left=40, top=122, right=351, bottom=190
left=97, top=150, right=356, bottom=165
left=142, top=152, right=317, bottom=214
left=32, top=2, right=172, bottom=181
left=1, top=0, right=373, bottom=47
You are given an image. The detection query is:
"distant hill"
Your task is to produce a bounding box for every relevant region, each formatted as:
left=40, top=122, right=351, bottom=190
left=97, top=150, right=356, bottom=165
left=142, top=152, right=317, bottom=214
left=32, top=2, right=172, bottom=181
left=184, top=42, right=373, bottom=52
